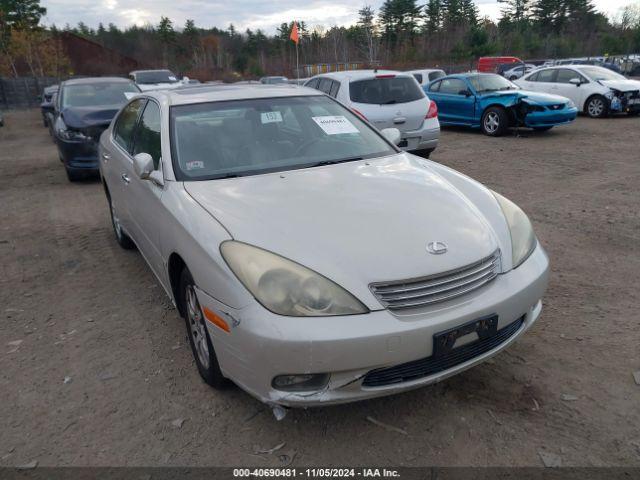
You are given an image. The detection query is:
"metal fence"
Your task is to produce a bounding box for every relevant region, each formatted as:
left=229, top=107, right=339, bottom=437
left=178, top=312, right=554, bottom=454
left=0, top=77, right=59, bottom=110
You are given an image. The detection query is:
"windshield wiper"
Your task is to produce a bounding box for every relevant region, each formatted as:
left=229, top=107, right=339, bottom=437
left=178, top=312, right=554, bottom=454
left=211, top=173, right=244, bottom=179
left=383, top=100, right=397, bottom=104
left=307, top=156, right=364, bottom=168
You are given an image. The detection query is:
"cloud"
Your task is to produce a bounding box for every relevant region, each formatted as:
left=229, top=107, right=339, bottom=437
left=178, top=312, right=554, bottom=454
left=40, top=0, right=637, bottom=31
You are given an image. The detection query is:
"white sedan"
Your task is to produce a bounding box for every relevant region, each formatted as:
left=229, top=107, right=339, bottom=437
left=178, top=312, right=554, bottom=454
left=99, top=84, right=549, bottom=407
left=515, top=65, right=640, bottom=117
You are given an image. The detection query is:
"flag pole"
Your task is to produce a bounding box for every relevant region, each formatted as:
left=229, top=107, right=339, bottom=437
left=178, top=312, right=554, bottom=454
left=295, top=22, right=300, bottom=82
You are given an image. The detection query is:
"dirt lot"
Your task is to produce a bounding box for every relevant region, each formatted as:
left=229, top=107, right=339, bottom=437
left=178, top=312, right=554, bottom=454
left=0, top=109, right=639, bottom=468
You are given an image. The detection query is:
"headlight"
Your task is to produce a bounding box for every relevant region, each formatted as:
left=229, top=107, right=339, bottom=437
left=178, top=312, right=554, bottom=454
left=492, top=192, right=537, bottom=268
left=220, top=241, right=368, bottom=317
left=604, top=90, right=615, bottom=100
left=566, top=99, right=576, bottom=109
left=55, top=117, right=90, bottom=141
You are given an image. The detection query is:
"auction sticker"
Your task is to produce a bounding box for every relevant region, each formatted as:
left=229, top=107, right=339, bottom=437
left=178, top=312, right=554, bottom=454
left=260, top=111, right=283, bottom=124
left=185, top=160, right=204, bottom=170
left=312, top=116, right=359, bottom=135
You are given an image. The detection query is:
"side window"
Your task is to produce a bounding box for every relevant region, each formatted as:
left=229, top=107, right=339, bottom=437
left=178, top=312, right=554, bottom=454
left=412, top=73, right=423, bottom=84
left=527, top=72, right=539, bottom=82
left=429, top=80, right=441, bottom=92
left=438, top=78, right=468, bottom=95
left=132, top=101, right=162, bottom=169
left=429, top=71, right=445, bottom=81
left=114, top=99, right=146, bottom=153
left=329, top=80, right=340, bottom=98
left=555, top=69, right=577, bottom=83
left=318, top=78, right=332, bottom=94
left=536, top=69, right=556, bottom=83
left=305, top=78, right=320, bottom=89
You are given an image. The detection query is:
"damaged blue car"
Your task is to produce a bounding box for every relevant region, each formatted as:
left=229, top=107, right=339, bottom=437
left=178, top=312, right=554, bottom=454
left=425, top=73, right=578, bottom=136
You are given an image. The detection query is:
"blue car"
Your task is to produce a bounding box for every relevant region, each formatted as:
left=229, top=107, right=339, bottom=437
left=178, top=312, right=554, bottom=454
left=425, top=73, right=578, bottom=136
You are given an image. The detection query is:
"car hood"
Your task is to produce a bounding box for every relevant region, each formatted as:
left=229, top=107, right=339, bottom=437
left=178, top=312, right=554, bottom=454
left=482, top=90, right=568, bottom=104
left=60, top=105, right=122, bottom=129
left=599, top=79, right=640, bottom=92
left=185, top=153, right=500, bottom=302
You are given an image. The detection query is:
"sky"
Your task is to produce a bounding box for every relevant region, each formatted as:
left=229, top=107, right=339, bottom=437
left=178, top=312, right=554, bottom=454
left=40, top=0, right=636, bottom=33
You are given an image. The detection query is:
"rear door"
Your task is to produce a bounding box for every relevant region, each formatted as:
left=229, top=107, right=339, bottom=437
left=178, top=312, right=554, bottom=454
left=523, top=68, right=558, bottom=95
left=348, top=75, right=428, bottom=132
left=105, top=98, right=147, bottom=235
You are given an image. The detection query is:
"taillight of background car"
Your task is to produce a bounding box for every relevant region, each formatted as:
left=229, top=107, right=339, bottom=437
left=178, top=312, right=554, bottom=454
left=426, top=100, right=438, bottom=119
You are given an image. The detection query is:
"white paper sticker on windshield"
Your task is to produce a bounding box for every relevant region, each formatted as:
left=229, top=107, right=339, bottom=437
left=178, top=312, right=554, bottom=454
left=312, top=115, right=359, bottom=135
left=261, top=111, right=283, bottom=124
left=185, top=161, right=204, bottom=171
left=168, top=76, right=177, bottom=81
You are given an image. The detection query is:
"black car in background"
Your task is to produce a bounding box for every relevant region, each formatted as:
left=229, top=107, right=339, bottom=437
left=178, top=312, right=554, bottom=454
left=40, top=84, right=59, bottom=128
left=53, top=77, right=140, bottom=181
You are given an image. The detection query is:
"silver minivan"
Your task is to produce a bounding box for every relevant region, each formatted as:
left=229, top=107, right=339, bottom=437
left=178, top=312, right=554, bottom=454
left=304, top=70, right=440, bottom=157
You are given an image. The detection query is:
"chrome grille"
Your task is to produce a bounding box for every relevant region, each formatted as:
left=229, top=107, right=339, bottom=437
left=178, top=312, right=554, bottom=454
left=370, top=250, right=500, bottom=312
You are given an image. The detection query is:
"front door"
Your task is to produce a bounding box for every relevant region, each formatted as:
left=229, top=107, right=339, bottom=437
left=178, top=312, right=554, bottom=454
left=432, top=78, right=476, bottom=124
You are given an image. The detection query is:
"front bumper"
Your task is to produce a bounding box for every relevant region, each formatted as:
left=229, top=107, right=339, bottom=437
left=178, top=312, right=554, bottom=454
left=55, top=137, right=100, bottom=170
left=524, top=107, right=578, bottom=128
left=197, top=245, right=549, bottom=407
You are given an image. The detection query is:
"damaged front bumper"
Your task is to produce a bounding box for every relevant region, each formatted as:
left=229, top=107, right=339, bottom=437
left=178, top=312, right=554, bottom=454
left=195, top=245, right=549, bottom=407
left=521, top=105, right=578, bottom=128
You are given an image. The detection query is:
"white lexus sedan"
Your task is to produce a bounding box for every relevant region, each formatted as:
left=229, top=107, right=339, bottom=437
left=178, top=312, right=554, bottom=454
left=99, top=84, right=549, bottom=407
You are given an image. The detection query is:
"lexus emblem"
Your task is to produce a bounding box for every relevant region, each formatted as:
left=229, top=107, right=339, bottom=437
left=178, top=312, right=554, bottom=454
left=426, top=241, right=447, bottom=255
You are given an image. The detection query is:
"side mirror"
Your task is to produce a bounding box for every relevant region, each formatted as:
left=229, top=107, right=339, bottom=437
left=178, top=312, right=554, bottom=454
left=133, top=152, right=154, bottom=180
left=459, top=89, right=472, bottom=97
left=381, top=128, right=402, bottom=146
left=569, top=78, right=581, bottom=86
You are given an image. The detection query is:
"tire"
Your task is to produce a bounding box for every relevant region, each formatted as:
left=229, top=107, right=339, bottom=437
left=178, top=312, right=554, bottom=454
left=481, top=107, right=509, bottom=136
left=179, top=268, right=227, bottom=389
left=533, top=126, right=553, bottom=132
left=585, top=95, right=609, bottom=118
left=107, top=194, right=135, bottom=250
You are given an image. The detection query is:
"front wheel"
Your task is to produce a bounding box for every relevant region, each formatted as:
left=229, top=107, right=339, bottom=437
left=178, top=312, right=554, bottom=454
left=179, top=269, right=227, bottom=389
left=481, top=107, right=509, bottom=136
left=585, top=95, right=609, bottom=118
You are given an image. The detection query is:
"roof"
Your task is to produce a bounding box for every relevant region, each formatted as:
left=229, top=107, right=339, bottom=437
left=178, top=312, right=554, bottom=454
left=147, top=84, right=324, bottom=106
left=62, top=76, right=134, bottom=86
left=406, top=69, right=445, bottom=74
left=312, top=69, right=411, bottom=81
left=130, top=69, right=175, bottom=75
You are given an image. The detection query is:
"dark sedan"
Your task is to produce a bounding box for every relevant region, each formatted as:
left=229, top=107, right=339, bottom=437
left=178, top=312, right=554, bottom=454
left=40, top=84, right=59, bottom=129
left=53, top=77, right=140, bottom=181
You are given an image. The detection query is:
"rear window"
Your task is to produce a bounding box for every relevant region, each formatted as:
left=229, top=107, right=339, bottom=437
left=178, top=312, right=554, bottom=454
left=349, top=77, right=424, bottom=105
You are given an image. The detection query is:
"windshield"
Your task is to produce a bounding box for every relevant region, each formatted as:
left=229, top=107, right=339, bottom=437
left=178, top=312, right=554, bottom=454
left=170, top=95, right=396, bottom=181
left=469, top=75, right=519, bottom=93
left=580, top=67, right=625, bottom=82
left=349, top=76, right=424, bottom=104
left=135, top=71, right=178, bottom=84
left=61, top=82, right=139, bottom=108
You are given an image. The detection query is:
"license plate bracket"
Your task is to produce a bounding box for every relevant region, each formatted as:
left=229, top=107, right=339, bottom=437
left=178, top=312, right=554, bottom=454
left=433, top=314, right=499, bottom=358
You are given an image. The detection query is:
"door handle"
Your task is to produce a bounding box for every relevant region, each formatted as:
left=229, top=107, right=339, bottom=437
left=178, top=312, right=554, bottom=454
left=393, top=117, right=406, bottom=124
left=102, top=152, right=111, bottom=162
left=121, top=173, right=130, bottom=184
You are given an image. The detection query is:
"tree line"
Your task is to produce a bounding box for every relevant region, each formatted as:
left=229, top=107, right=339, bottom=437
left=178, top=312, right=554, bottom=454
left=1, top=0, right=640, bottom=79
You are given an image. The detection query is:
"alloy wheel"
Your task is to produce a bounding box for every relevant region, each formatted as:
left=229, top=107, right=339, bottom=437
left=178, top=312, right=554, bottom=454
left=484, top=112, right=500, bottom=133
left=588, top=98, right=604, bottom=117
left=185, top=285, right=210, bottom=369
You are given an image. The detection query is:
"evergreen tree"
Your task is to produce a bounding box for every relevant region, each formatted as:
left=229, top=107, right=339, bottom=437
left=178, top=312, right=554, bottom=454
left=379, top=0, right=422, bottom=44
left=424, top=0, right=442, bottom=32
left=0, top=0, right=46, bottom=29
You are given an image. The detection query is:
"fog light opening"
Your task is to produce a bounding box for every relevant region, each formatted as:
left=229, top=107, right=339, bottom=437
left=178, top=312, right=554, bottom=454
left=272, top=373, right=329, bottom=392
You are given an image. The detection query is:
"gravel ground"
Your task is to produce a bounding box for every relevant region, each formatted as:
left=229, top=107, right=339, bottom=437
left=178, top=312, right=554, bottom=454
left=0, top=109, right=639, bottom=467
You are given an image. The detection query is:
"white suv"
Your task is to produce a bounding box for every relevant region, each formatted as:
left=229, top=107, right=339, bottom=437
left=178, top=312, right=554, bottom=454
left=304, top=70, right=439, bottom=157
left=515, top=65, right=640, bottom=117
